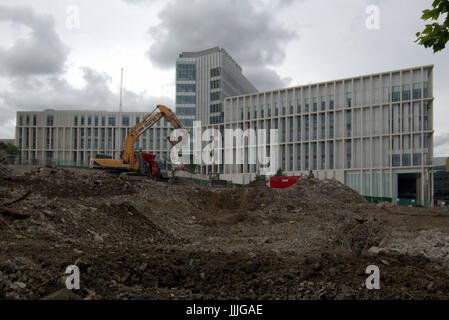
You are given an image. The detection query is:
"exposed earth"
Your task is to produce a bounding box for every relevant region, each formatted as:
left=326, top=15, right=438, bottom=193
left=1, top=165, right=449, bottom=300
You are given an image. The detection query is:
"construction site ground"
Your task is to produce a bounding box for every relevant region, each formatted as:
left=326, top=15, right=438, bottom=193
left=1, top=165, right=449, bottom=300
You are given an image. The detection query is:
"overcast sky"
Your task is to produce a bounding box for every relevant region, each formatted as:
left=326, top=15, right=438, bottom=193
left=0, top=0, right=448, bottom=155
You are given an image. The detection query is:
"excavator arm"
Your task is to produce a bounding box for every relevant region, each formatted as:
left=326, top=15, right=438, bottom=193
left=122, top=105, right=184, bottom=169
left=91, top=105, right=185, bottom=173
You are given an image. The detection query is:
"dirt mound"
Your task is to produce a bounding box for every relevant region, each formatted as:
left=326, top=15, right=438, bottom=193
left=334, top=214, right=384, bottom=253
left=0, top=151, right=12, bottom=180
left=2, top=248, right=447, bottom=300
left=205, top=180, right=274, bottom=212
left=203, top=177, right=365, bottom=215
left=24, top=167, right=138, bottom=199
left=3, top=165, right=449, bottom=300
left=282, top=177, right=366, bottom=206
left=170, top=176, right=203, bottom=187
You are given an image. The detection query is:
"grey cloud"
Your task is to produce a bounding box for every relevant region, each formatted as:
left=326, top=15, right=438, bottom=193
left=1, top=67, right=174, bottom=111
left=0, top=5, right=69, bottom=77
left=0, top=67, right=174, bottom=138
left=244, top=67, right=292, bottom=92
left=434, top=133, right=449, bottom=148
left=146, top=0, right=297, bottom=69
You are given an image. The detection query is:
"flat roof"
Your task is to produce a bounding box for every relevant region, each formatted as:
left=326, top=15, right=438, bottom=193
left=225, top=65, right=434, bottom=100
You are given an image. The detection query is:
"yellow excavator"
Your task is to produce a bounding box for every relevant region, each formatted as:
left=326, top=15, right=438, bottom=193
left=90, top=105, right=184, bottom=179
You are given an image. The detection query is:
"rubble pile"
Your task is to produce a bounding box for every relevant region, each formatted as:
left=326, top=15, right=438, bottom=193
left=371, top=229, right=449, bottom=265
left=0, top=151, right=12, bottom=180
left=24, top=167, right=144, bottom=199
left=1, top=166, right=449, bottom=299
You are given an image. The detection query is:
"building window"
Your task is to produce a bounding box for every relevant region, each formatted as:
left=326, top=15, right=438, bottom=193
left=176, top=84, right=196, bottom=93
left=402, top=154, right=411, bottom=166
left=297, top=117, right=301, bottom=141
left=305, top=98, right=309, bottom=112
left=423, top=82, right=428, bottom=98
left=210, top=103, right=222, bottom=113
left=392, top=154, right=400, bottom=167
left=108, top=117, right=116, bottom=126
left=281, top=118, right=286, bottom=142
left=313, top=97, right=317, bottom=112
left=33, top=115, right=37, bottom=126
left=321, top=96, right=326, bottom=111
left=346, top=92, right=352, bottom=108
left=413, top=153, right=422, bottom=166
left=47, top=115, right=54, bottom=126
left=177, top=107, right=196, bottom=116
left=402, top=84, right=411, bottom=101
left=122, top=116, right=129, bottom=126
left=81, top=117, right=85, bottom=126
left=177, top=95, right=196, bottom=104
left=312, top=142, right=317, bottom=170
left=88, top=117, right=92, bottom=125
left=18, top=116, right=23, bottom=126
left=346, top=140, right=351, bottom=168
left=297, top=100, right=301, bottom=113
left=210, top=79, right=220, bottom=89
left=304, top=143, right=309, bottom=170
left=176, top=62, right=196, bottom=81
left=320, top=142, right=325, bottom=169
left=328, top=141, right=334, bottom=169
left=312, top=114, right=317, bottom=140
left=95, top=116, right=99, bottom=126
left=210, top=92, right=221, bottom=102
left=413, top=83, right=421, bottom=99
left=329, top=95, right=334, bottom=110
left=320, top=114, right=325, bottom=139
left=304, top=115, right=309, bottom=140
left=182, top=119, right=194, bottom=127
left=101, top=117, right=105, bottom=126
left=392, top=86, right=400, bottom=102
left=210, top=67, right=221, bottom=78
left=328, top=113, right=334, bottom=139
left=345, top=110, right=351, bottom=137
left=296, top=144, right=301, bottom=171
left=424, top=102, right=430, bottom=130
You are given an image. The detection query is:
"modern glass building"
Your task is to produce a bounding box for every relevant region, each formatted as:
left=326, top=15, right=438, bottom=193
left=176, top=47, right=257, bottom=127
left=211, top=65, right=434, bottom=204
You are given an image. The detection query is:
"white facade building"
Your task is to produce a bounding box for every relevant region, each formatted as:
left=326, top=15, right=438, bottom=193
left=15, top=110, right=173, bottom=167
left=217, top=65, right=434, bottom=204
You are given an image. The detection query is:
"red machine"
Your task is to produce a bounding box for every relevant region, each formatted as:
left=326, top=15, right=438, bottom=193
left=269, top=175, right=302, bottom=189
left=141, top=153, right=171, bottom=180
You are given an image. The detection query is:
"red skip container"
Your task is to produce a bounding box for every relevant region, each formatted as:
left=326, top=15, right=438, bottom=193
left=269, top=175, right=302, bottom=189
